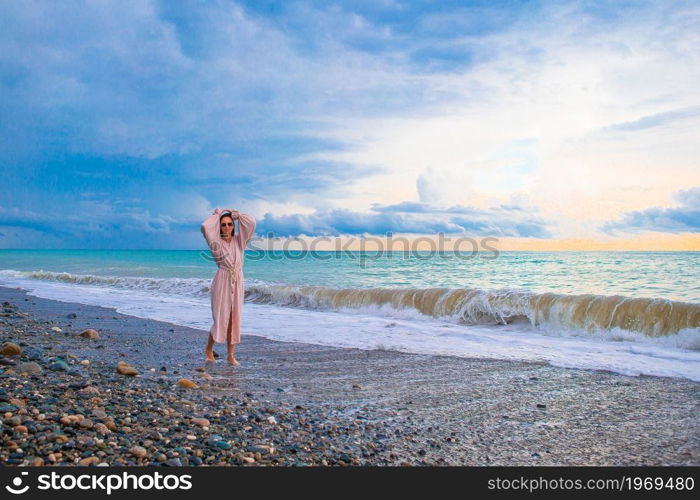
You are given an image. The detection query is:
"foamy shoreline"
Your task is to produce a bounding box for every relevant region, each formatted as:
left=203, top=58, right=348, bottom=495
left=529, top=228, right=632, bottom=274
left=2, top=270, right=699, bottom=382
left=1, top=284, right=698, bottom=465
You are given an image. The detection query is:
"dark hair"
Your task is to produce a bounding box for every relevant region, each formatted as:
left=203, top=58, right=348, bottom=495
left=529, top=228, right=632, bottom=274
left=219, top=212, right=235, bottom=237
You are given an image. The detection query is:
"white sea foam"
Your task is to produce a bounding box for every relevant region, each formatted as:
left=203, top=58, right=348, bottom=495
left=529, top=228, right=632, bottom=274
left=1, top=269, right=699, bottom=382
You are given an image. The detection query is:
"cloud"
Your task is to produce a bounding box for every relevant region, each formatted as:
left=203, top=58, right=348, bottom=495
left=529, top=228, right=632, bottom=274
left=605, top=105, right=700, bottom=132
left=601, top=187, right=700, bottom=234
left=256, top=199, right=552, bottom=238
left=301, top=0, right=700, bottom=239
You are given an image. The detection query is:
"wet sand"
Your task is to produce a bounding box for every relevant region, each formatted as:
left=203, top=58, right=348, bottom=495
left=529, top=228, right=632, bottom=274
left=1, top=284, right=698, bottom=466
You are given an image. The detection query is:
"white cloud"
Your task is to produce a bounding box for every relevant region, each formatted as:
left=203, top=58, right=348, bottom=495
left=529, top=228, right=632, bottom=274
left=293, top=1, right=700, bottom=238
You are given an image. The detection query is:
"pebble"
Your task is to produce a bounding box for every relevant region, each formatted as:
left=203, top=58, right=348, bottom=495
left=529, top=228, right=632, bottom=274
left=177, top=378, right=198, bottom=389
left=148, top=430, right=163, bottom=440
left=247, top=445, right=272, bottom=454
left=48, top=359, right=70, bottom=371
left=5, top=416, right=22, bottom=426
left=19, top=361, right=42, bottom=374
left=1, top=342, right=21, bottom=355
left=94, top=423, right=110, bottom=435
left=79, top=456, right=101, bottom=466
left=116, top=361, right=138, bottom=376
left=91, top=409, right=106, bottom=419
left=79, top=418, right=94, bottom=429
left=23, top=347, right=44, bottom=360
left=80, top=329, right=100, bottom=339
left=209, top=440, right=231, bottom=450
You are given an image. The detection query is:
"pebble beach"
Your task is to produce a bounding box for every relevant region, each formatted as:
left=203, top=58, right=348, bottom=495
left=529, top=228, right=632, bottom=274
left=1, top=285, right=698, bottom=467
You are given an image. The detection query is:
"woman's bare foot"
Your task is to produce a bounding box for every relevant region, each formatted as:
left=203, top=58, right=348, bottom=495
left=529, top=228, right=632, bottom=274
left=205, top=334, right=216, bottom=362
left=227, top=355, right=240, bottom=366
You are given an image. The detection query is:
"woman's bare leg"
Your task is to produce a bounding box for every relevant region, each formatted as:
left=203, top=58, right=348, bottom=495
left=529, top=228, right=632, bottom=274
left=226, top=308, right=239, bottom=365
left=227, top=342, right=238, bottom=365
left=205, top=333, right=215, bottom=362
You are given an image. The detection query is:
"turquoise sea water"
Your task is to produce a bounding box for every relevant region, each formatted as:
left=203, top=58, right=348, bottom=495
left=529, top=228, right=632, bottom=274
left=1, top=249, right=698, bottom=301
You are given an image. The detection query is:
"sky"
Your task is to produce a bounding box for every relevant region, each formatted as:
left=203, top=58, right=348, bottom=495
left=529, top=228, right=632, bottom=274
left=0, top=0, right=699, bottom=250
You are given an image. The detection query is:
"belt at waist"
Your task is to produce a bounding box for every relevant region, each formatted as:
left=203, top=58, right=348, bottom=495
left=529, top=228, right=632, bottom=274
left=219, top=264, right=242, bottom=287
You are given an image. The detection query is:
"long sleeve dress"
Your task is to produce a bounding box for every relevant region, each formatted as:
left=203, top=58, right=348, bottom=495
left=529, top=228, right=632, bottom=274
left=201, top=209, right=257, bottom=344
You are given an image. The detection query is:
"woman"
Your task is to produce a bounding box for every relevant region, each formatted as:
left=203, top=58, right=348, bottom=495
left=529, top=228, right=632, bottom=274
left=200, top=208, right=256, bottom=365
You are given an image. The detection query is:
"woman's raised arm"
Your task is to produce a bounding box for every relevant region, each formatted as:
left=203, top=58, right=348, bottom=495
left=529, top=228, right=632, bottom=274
left=229, top=210, right=256, bottom=247
left=200, top=208, right=222, bottom=246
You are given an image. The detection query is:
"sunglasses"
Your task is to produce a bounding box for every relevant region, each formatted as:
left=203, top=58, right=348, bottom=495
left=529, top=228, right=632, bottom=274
left=220, top=222, right=234, bottom=227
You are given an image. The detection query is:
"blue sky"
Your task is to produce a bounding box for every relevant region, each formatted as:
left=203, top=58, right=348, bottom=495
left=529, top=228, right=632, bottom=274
left=1, top=0, right=699, bottom=249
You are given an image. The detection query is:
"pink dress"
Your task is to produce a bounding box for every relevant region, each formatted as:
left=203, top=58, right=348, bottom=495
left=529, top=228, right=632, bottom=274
left=200, top=209, right=257, bottom=344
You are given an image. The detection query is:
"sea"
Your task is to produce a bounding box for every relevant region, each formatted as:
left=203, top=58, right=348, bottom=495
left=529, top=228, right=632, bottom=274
left=1, top=249, right=699, bottom=381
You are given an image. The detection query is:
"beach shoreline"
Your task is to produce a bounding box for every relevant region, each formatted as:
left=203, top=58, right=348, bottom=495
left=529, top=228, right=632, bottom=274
left=1, top=284, right=698, bottom=466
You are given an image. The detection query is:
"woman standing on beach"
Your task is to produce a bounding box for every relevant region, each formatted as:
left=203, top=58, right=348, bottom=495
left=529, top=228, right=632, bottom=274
left=201, top=208, right=256, bottom=365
